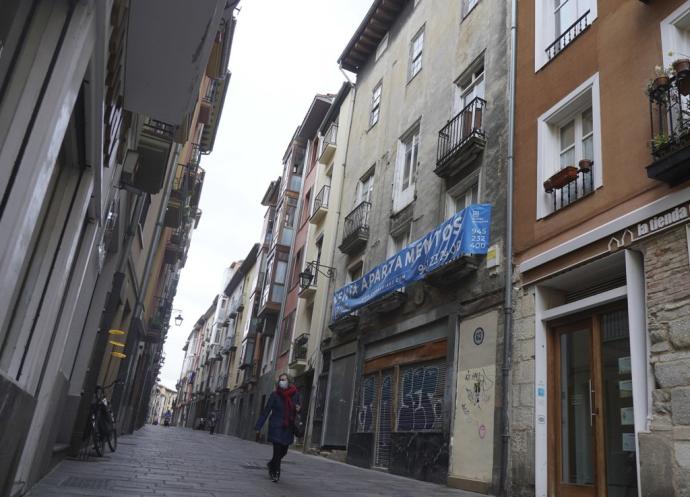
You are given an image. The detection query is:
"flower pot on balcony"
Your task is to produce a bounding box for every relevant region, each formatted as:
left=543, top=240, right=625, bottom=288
left=578, top=159, right=593, bottom=172
left=674, top=59, right=690, bottom=96
left=543, top=166, right=579, bottom=193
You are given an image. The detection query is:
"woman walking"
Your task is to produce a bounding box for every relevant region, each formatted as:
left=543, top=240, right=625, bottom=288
left=255, top=373, right=300, bottom=482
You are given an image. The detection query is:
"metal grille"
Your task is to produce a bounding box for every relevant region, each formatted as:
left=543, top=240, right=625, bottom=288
left=356, top=374, right=378, bottom=433
left=396, top=360, right=446, bottom=432
left=564, top=276, right=626, bottom=303
left=374, top=372, right=393, bottom=468
left=602, top=309, right=629, bottom=342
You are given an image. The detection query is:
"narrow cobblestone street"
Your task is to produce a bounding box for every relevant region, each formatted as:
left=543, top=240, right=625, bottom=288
left=27, top=426, right=484, bottom=497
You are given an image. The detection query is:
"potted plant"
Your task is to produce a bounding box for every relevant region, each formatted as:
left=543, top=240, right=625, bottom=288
left=578, top=159, right=593, bottom=172
left=648, top=65, right=672, bottom=100
left=673, top=57, right=690, bottom=95
left=650, top=133, right=670, bottom=157
left=543, top=166, right=579, bottom=193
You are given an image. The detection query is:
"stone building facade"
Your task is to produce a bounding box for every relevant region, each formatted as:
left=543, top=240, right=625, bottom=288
left=323, top=0, right=510, bottom=491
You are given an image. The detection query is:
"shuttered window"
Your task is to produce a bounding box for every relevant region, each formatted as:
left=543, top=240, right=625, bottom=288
left=396, top=360, right=446, bottom=432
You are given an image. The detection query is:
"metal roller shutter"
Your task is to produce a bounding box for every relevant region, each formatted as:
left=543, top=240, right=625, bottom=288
left=396, top=359, right=447, bottom=432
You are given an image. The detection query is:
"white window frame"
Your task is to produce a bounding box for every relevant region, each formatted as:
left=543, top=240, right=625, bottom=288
left=408, top=27, right=424, bottom=81
left=455, top=60, right=485, bottom=114
left=370, top=81, right=382, bottom=127
left=536, top=73, right=602, bottom=218
left=534, top=0, right=598, bottom=71
left=356, top=167, right=375, bottom=206
left=393, top=123, right=420, bottom=213
left=375, top=33, right=389, bottom=61
left=387, top=229, right=410, bottom=258
left=445, top=168, right=481, bottom=219
left=661, top=2, right=690, bottom=71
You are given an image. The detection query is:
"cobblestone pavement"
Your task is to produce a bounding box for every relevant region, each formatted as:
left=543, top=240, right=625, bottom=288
left=27, top=426, right=487, bottom=497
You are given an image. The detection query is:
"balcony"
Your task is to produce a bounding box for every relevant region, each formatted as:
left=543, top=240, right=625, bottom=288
left=319, top=122, right=338, bottom=164
left=121, top=119, right=174, bottom=194
left=339, top=201, right=371, bottom=255
left=647, top=74, right=690, bottom=186
left=543, top=163, right=595, bottom=212
left=221, top=335, right=236, bottom=354
left=425, top=255, right=481, bottom=287
left=289, top=333, right=309, bottom=371
left=545, top=10, right=591, bottom=62
left=366, top=290, right=407, bottom=314
left=200, top=73, right=230, bottom=154
left=164, top=241, right=184, bottom=265
left=328, top=313, right=359, bottom=336
left=309, top=185, right=330, bottom=224
left=435, top=97, right=486, bottom=179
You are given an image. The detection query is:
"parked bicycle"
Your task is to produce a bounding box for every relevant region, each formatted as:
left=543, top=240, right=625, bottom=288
left=84, top=380, right=120, bottom=457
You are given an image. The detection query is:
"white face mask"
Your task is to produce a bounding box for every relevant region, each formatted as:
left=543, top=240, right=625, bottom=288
left=278, top=379, right=288, bottom=389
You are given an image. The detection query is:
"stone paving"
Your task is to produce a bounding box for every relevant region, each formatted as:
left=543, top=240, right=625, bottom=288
left=27, top=426, right=487, bottom=497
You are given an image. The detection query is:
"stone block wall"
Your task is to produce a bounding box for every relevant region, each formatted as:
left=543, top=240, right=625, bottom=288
left=508, top=286, right=536, bottom=497
left=639, top=225, right=690, bottom=497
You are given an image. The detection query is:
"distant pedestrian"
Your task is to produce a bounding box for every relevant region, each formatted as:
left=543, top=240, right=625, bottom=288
left=208, top=412, right=217, bottom=434
left=255, top=373, right=300, bottom=482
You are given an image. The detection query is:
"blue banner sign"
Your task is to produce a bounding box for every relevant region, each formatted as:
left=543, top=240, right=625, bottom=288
left=332, top=204, right=492, bottom=321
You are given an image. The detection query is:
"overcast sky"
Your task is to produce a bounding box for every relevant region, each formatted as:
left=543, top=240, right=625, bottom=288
left=160, top=0, right=372, bottom=389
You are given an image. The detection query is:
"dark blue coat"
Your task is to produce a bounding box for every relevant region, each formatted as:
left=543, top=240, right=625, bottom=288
left=255, top=390, right=300, bottom=446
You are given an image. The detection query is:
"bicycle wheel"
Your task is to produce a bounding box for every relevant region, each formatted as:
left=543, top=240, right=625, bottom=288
left=92, top=423, right=104, bottom=457
left=107, top=427, right=117, bottom=452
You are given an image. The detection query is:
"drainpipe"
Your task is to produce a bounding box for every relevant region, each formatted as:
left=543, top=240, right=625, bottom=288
left=115, top=141, right=181, bottom=428
left=499, top=0, right=518, bottom=495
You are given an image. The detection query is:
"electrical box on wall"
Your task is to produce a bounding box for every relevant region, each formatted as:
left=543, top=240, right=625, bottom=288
left=486, top=243, right=501, bottom=269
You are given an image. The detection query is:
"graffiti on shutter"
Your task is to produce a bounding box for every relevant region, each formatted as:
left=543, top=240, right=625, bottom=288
left=356, top=374, right=378, bottom=432
left=374, top=372, right=393, bottom=468
left=396, top=360, right=446, bottom=432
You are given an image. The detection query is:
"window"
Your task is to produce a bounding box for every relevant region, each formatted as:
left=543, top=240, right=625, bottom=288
left=370, top=82, right=382, bottom=127
left=456, top=63, right=485, bottom=113
left=291, top=249, right=303, bottom=288
left=284, top=197, right=297, bottom=228
left=300, top=188, right=312, bottom=225
left=375, top=33, right=389, bottom=61
left=356, top=169, right=375, bottom=205
left=462, top=0, right=480, bottom=17
left=388, top=230, right=410, bottom=258
left=537, top=73, right=601, bottom=217
left=347, top=261, right=363, bottom=283
left=534, top=0, right=597, bottom=70
left=393, top=125, right=420, bottom=212
left=409, top=28, right=424, bottom=80
left=446, top=182, right=479, bottom=219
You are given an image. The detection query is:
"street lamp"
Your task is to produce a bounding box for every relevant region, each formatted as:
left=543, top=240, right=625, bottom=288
left=298, top=261, right=336, bottom=290
left=171, top=309, right=184, bottom=327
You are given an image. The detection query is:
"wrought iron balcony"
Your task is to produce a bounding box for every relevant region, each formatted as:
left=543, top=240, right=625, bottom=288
left=309, top=185, right=330, bottom=224
left=435, top=97, right=487, bottom=179
left=545, top=10, right=591, bottom=62
left=543, top=162, right=595, bottom=212
left=289, top=333, right=309, bottom=369
left=339, top=201, right=371, bottom=255
left=647, top=74, right=690, bottom=185
left=319, top=122, right=338, bottom=164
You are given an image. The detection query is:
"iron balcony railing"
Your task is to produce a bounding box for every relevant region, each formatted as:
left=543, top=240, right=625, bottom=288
left=312, top=185, right=330, bottom=214
left=649, top=75, right=690, bottom=159
left=546, top=165, right=594, bottom=212
left=292, top=334, right=309, bottom=362
left=143, top=118, right=175, bottom=140
left=546, top=10, right=590, bottom=61
left=437, top=97, right=486, bottom=166
left=342, top=201, right=371, bottom=242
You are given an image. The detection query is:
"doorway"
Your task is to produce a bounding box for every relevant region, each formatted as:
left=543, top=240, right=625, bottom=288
left=549, top=308, right=637, bottom=497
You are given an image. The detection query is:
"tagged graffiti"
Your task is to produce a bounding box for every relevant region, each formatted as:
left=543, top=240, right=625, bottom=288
left=397, top=365, right=444, bottom=432
left=357, top=375, right=376, bottom=432
left=460, top=368, right=494, bottom=416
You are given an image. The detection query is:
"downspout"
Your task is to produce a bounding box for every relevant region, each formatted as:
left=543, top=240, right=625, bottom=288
left=304, top=79, right=356, bottom=448
left=499, top=0, right=518, bottom=495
